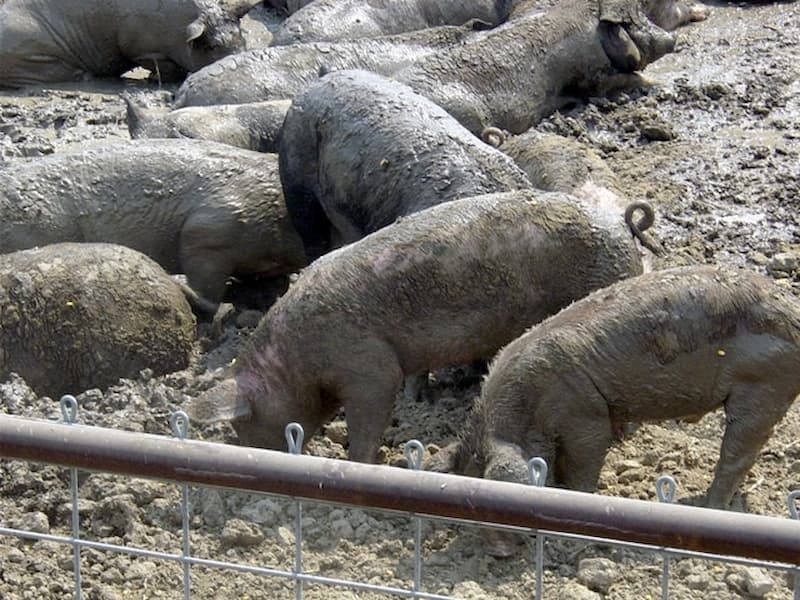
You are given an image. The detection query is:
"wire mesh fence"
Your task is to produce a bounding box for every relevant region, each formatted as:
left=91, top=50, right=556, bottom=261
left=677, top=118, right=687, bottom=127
left=0, top=395, right=799, bottom=599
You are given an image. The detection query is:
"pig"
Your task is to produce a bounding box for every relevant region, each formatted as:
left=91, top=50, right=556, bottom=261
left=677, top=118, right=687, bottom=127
left=394, top=0, right=677, bottom=136
left=486, top=129, right=663, bottom=257
left=0, top=139, right=306, bottom=303
left=428, top=265, right=800, bottom=531
left=643, top=0, right=709, bottom=31
left=270, top=0, right=512, bottom=46
left=0, top=243, right=197, bottom=398
left=173, top=21, right=484, bottom=106
left=0, top=0, right=258, bottom=88
left=278, top=69, right=532, bottom=260
left=187, top=189, right=646, bottom=463
left=124, top=95, right=291, bottom=152
left=511, top=0, right=709, bottom=30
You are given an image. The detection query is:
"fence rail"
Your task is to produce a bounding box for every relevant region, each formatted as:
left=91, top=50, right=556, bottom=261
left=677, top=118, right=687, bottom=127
left=2, top=410, right=800, bottom=563
left=1, top=405, right=799, bottom=599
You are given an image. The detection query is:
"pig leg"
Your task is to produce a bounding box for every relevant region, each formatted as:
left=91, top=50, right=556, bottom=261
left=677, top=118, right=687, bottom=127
left=339, top=352, right=404, bottom=463
left=179, top=216, right=240, bottom=303
left=553, top=399, right=615, bottom=492
left=179, top=250, right=234, bottom=303
left=706, top=385, right=792, bottom=509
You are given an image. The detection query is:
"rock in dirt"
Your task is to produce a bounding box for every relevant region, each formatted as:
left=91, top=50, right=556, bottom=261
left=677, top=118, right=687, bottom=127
left=16, top=511, right=49, bottom=534
left=556, top=581, right=602, bottom=600
left=577, top=557, right=621, bottom=593
left=221, top=518, right=265, bottom=548
left=742, top=567, right=775, bottom=598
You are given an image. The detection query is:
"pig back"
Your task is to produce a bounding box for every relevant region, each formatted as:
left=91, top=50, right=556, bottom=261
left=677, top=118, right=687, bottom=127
left=501, top=265, right=800, bottom=422
left=258, top=189, right=643, bottom=373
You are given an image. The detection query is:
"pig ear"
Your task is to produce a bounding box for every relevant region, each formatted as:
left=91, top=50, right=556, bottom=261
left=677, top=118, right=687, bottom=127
left=186, top=378, right=252, bottom=423
left=186, top=19, right=206, bottom=43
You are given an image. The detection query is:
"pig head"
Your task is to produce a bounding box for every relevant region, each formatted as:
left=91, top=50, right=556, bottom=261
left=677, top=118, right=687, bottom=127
left=599, top=0, right=677, bottom=72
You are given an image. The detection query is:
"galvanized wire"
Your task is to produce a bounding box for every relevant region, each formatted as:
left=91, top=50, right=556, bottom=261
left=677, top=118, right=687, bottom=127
left=656, top=475, right=677, bottom=600
left=60, top=395, right=82, bottom=600
left=791, top=489, right=800, bottom=600
left=285, top=422, right=305, bottom=600
left=528, top=457, right=548, bottom=600
left=405, top=439, right=426, bottom=595
left=170, top=410, right=192, bottom=600
left=1, top=404, right=799, bottom=600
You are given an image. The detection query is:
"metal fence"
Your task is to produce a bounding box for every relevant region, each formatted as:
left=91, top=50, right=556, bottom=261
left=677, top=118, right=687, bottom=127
left=1, top=395, right=799, bottom=599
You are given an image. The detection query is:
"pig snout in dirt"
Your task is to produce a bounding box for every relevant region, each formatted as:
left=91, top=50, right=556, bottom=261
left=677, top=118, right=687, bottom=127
left=430, top=265, right=800, bottom=555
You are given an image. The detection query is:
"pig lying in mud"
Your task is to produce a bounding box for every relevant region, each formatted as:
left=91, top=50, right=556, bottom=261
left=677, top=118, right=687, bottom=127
left=643, top=0, right=709, bottom=31
left=173, top=22, right=482, bottom=106
left=270, top=0, right=512, bottom=46
left=0, top=0, right=256, bottom=88
left=0, top=139, right=306, bottom=303
left=125, top=96, right=291, bottom=152
left=511, top=0, right=709, bottom=31
left=189, top=189, right=647, bottom=463
left=428, top=265, right=800, bottom=538
left=278, top=69, right=532, bottom=259
left=487, top=129, right=663, bottom=257
left=0, top=243, right=196, bottom=398
left=395, top=0, right=676, bottom=135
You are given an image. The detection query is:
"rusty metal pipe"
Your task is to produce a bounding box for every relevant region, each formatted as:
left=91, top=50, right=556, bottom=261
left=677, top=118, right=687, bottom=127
left=0, top=413, right=798, bottom=565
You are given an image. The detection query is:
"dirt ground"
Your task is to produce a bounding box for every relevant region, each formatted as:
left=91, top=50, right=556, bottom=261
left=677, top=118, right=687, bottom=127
left=1, top=1, right=800, bottom=598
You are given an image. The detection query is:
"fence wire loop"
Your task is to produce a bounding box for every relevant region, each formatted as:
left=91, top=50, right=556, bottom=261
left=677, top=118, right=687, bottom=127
left=656, top=475, right=677, bottom=504
left=404, top=440, right=425, bottom=471
left=790, top=490, right=800, bottom=520
left=285, top=422, right=304, bottom=454
left=528, top=457, right=548, bottom=487
left=60, top=394, right=78, bottom=424
left=170, top=411, right=190, bottom=440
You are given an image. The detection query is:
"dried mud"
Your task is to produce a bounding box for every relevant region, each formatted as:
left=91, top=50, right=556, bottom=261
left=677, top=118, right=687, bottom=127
left=1, top=1, right=800, bottom=598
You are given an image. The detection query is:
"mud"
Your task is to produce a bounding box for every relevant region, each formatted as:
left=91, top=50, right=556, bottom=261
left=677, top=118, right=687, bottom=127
left=1, top=1, right=800, bottom=598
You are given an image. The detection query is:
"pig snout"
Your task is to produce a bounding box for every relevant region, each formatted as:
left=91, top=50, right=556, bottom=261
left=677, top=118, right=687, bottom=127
left=600, top=19, right=676, bottom=72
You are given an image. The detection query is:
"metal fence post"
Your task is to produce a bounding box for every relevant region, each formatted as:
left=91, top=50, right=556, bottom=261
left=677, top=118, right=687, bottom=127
left=59, top=395, right=83, bottom=600
left=790, top=490, right=800, bottom=600
left=528, top=457, right=548, bottom=600
left=285, top=423, right=305, bottom=600
left=656, top=475, right=677, bottom=600
left=405, top=440, right=426, bottom=596
left=170, top=411, right=192, bottom=600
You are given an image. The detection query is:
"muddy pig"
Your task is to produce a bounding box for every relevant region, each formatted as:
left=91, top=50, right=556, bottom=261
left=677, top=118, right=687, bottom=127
left=270, top=0, right=512, bottom=46
left=0, top=243, right=196, bottom=398
left=125, top=96, right=291, bottom=153
left=0, top=138, right=306, bottom=304
left=0, top=0, right=257, bottom=87
left=278, top=69, right=532, bottom=260
left=188, top=189, right=645, bottom=463
left=429, top=265, right=800, bottom=542
left=395, top=0, right=676, bottom=136
left=511, top=0, right=709, bottom=30
left=485, top=128, right=663, bottom=258
left=173, top=22, right=482, bottom=106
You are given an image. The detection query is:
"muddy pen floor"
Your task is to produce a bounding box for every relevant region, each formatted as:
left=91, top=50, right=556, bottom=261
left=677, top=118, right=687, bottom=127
left=2, top=0, right=800, bottom=598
